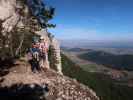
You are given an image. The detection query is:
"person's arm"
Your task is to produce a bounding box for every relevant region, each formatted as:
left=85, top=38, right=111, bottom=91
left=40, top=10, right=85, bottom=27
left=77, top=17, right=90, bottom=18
left=44, top=42, right=49, bottom=52
left=30, top=48, right=33, bottom=54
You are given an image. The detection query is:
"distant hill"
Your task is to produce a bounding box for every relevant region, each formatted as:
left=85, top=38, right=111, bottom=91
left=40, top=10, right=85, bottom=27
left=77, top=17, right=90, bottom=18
left=65, top=48, right=92, bottom=52
left=78, top=50, right=133, bottom=71
left=60, top=39, right=133, bottom=49
left=61, top=53, right=133, bottom=100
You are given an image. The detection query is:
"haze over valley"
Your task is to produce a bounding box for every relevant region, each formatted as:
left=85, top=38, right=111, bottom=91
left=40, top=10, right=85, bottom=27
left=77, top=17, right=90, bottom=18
left=62, top=43, right=133, bottom=87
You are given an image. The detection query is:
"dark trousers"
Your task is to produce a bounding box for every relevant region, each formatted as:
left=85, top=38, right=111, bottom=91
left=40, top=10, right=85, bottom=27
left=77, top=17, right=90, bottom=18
left=29, top=59, right=40, bottom=72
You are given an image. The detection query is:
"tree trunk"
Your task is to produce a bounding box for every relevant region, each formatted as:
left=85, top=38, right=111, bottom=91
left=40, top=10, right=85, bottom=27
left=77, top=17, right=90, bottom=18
left=15, top=33, right=25, bottom=56
left=9, top=33, right=14, bottom=57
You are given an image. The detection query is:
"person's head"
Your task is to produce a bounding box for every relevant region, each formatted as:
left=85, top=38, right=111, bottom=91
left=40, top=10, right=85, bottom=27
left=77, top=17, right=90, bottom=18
left=36, top=42, right=40, bottom=48
left=32, top=42, right=37, bottom=48
left=40, top=36, right=44, bottom=43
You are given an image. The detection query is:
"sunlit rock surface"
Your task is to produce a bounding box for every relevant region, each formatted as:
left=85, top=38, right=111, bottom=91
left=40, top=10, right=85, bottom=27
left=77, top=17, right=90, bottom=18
left=0, top=0, right=20, bottom=34
left=36, top=29, right=62, bottom=74
left=0, top=0, right=62, bottom=74
left=0, top=0, right=16, bottom=20
left=0, top=60, right=99, bottom=100
left=0, top=1, right=99, bottom=100
left=50, top=37, right=62, bottom=74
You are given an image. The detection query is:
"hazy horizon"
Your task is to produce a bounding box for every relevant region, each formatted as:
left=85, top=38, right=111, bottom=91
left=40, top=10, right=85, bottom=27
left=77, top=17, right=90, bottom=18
left=60, top=39, right=133, bottom=49
left=45, top=0, right=133, bottom=42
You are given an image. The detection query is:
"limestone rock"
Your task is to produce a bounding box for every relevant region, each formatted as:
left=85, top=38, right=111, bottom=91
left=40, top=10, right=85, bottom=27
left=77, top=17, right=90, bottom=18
left=50, top=37, right=62, bottom=74
left=0, top=61, right=99, bottom=100
left=0, top=0, right=16, bottom=21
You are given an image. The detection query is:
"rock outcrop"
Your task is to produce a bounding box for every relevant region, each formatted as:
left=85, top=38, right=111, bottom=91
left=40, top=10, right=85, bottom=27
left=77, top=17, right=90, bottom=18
left=0, top=0, right=99, bottom=100
left=0, top=0, right=22, bottom=35
left=0, top=60, right=99, bottom=100
left=36, top=29, right=62, bottom=74
left=49, top=36, right=62, bottom=74
left=0, top=0, right=62, bottom=74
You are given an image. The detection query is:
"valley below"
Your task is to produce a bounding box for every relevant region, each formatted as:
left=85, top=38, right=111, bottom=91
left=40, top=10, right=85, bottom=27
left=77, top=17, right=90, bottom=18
left=62, top=48, right=133, bottom=87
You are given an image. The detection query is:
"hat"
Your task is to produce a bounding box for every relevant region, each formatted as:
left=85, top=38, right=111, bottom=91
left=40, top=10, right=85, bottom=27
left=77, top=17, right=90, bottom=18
left=32, top=36, right=39, bottom=43
left=40, top=36, right=44, bottom=40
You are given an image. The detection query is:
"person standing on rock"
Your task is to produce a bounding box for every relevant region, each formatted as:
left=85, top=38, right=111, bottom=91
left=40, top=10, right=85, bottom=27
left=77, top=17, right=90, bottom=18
left=39, top=36, right=49, bottom=70
left=28, top=41, right=41, bottom=73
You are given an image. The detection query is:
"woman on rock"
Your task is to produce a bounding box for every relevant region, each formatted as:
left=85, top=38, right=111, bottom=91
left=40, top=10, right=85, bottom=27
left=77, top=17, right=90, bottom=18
left=39, top=36, right=49, bottom=70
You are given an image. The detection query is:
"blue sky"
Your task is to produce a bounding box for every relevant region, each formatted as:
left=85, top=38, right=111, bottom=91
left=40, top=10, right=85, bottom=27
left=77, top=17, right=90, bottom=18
left=44, top=0, right=133, bottom=41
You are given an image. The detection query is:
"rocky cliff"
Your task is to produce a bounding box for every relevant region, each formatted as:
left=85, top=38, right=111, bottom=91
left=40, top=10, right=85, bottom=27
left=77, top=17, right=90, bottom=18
left=0, top=60, right=99, bottom=100
left=0, top=0, right=62, bottom=73
left=0, top=0, right=99, bottom=100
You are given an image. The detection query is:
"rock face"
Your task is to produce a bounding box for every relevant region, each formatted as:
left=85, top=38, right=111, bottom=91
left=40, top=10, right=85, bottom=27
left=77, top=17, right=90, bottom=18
left=46, top=32, right=62, bottom=74
left=0, top=0, right=62, bottom=73
left=0, top=0, right=16, bottom=21
left=0, top=0, right=21, bottom=34
left=50, top=37, right=62, bottom=74
left=36, top=29, right=62, bottom=74
left=0, top=1, right=99, bottom=100
left=0, top=0, right=62, bottom=74
left=0, top=60, right=99, bottom=100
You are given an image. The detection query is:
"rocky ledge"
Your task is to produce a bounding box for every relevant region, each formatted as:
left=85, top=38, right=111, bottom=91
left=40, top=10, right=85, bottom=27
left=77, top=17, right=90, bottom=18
left=0, top=60, right=99, bottom=100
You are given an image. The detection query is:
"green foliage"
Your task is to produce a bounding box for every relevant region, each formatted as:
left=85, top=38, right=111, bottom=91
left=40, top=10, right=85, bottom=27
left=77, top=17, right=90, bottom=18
left=0, top=29, right=39, bottom=59
left=61, top=54, right=133, bottom=100
left=27, top=0, right=55, bottom=28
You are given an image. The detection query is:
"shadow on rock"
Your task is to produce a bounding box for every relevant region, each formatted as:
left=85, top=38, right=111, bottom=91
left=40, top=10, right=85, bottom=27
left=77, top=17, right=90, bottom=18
left=0, top=83, right=49, bottom=100
left=0, top=58, right=19, bottom=77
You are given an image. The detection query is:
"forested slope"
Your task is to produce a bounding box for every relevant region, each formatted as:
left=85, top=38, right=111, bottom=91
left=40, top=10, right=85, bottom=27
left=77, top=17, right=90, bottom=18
left=62, top=54, right=133, bottom=100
